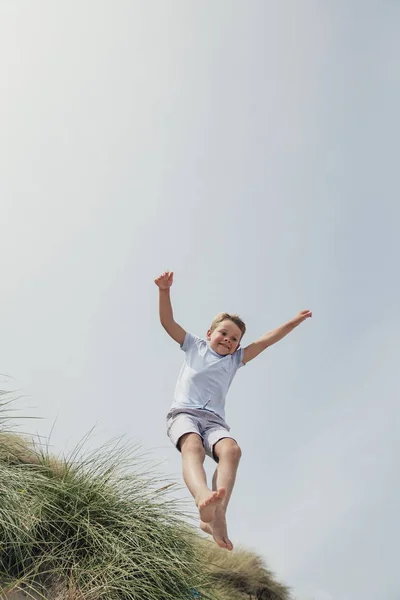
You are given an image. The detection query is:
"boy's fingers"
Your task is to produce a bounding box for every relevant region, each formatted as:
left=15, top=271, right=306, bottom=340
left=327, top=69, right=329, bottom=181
left=155, top=271, right=174, bottom=285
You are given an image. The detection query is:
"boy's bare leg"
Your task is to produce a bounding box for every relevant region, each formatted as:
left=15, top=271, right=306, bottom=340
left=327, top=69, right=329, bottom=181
left=180, top=433, right=226, bottom=523
left=200, top=438, right=241, bottom=550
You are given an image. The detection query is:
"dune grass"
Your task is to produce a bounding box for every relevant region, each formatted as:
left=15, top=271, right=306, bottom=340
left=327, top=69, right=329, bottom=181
left=199, top=538, right=291, bottom=600
left=0, top=397, right=291, bottom=600
left=0, top=411, right=210, bottom=599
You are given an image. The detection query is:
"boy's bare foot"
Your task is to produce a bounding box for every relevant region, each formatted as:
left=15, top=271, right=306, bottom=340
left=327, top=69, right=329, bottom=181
left=196, top=488, right=225, bottom=523
left=200, top=510, right=233, bottom=551
left=200, top=521, right=213, bottom=536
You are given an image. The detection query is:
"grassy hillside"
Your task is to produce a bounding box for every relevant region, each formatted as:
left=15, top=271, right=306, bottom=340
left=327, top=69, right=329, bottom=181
left=0, top=399, right=291, bottom=600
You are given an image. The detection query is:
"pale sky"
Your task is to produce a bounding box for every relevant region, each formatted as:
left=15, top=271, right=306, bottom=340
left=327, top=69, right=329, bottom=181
left=1, top=2, right=399, bottom=600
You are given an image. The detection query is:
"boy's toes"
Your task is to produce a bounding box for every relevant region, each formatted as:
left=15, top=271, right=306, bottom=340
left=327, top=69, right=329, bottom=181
left=210, top=513, right=233, bottom=551
left=197, top=491, right=219, bottom=523
left=225, top=538, right=233, bottom=551
left=203, top=491, right=219, bottom=506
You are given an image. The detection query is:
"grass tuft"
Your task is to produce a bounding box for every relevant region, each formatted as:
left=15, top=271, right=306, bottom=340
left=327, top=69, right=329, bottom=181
left=0, top=397, right=291, bottom=600
left=0, top=403, right=210, bottom=599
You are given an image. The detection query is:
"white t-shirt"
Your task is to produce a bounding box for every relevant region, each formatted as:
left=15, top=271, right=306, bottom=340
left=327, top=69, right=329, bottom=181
left=171, top=332, right=245, bottom=421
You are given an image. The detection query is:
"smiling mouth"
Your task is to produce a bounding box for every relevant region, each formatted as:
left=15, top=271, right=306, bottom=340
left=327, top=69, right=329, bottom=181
left=219, top=343, right=230, bottom=350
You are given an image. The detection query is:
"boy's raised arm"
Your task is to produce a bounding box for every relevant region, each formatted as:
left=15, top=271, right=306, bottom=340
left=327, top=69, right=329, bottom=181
left=154, top=271, right=186, bottom=345
left=242, top=310, right=312, bottom=364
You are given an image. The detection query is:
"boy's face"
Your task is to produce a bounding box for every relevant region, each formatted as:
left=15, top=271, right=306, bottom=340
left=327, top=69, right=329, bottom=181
left=207, top=319, right=242, bottom=355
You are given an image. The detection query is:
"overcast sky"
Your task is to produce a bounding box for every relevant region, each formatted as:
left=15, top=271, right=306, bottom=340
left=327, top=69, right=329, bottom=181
left=1, top=2, right=399, bottom=599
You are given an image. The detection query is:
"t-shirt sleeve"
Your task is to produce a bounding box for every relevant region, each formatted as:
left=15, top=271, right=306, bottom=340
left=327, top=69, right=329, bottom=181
left=235, top=346, right=246, bottom=368
left=181, top=332, right=201, bottom=353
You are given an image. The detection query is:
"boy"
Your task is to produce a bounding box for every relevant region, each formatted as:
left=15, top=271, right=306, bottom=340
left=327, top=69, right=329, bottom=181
left=155, top=270, right=312, bottom=551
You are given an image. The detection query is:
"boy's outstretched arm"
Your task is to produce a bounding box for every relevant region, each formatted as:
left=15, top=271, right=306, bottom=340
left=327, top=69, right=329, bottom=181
left=242, top=310, right=312, bottom=364
left=154, top=271, right=186, bottom=345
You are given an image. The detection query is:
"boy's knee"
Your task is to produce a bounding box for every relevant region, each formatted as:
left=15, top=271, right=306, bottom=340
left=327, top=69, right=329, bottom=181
left=229, top=443, right=242, bottom=462
left=215, top=439, right=242, bottom=462
left=179, top=433, right=204, bottom=455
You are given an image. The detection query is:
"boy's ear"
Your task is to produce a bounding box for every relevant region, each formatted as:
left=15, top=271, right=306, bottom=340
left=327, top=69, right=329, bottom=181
left=206, top=329, right=212, bottom=340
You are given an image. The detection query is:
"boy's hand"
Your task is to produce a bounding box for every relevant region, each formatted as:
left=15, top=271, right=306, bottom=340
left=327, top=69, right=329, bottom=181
left=155, top=270, right=186, bottom=344
left=291, top=310, right=312, bottom=327
left=154, top=271, right=174, bottom=290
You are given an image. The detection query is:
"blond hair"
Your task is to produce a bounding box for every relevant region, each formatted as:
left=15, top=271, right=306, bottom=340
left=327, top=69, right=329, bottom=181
left=210, top=313, right=246, bottom=339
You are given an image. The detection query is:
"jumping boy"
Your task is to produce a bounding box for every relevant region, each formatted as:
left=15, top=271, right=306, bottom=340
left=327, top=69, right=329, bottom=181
left=155, top=270, right=312, bottom=551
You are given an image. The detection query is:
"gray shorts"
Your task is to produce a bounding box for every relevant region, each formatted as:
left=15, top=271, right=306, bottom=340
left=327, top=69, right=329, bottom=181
left=166, top=408, right=236, bottom=462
